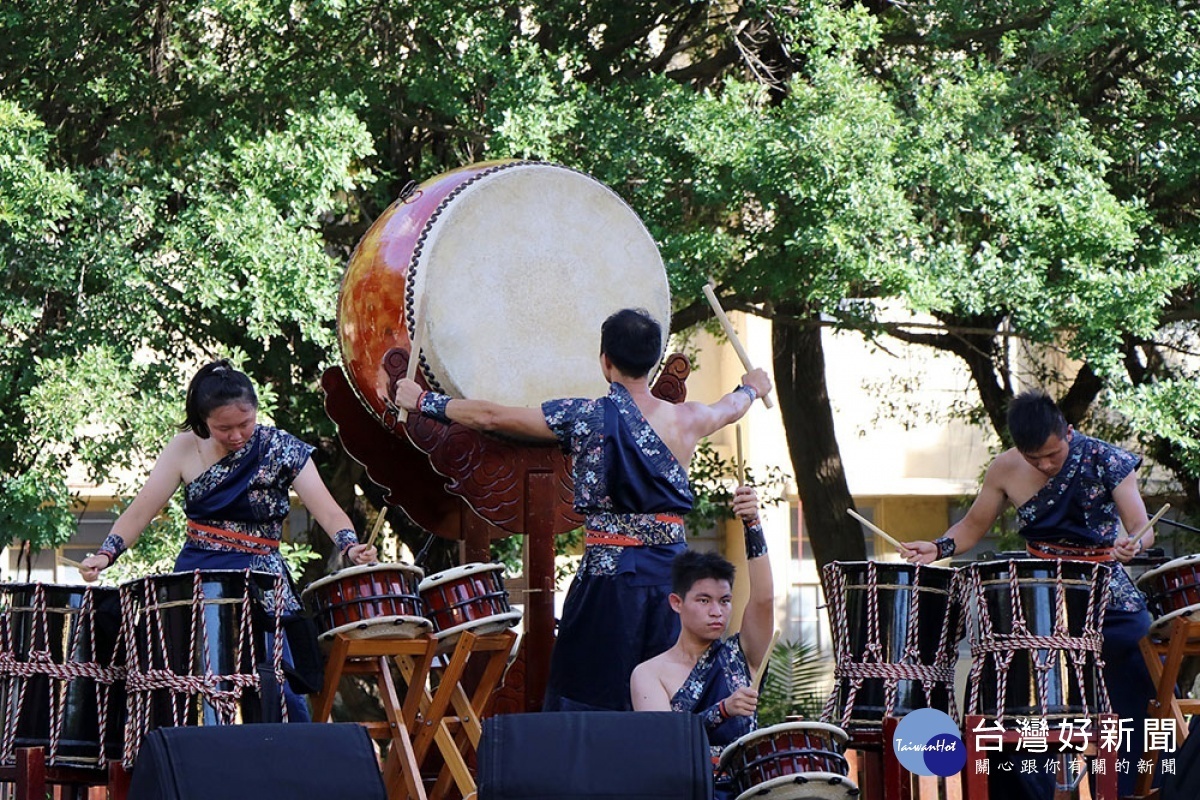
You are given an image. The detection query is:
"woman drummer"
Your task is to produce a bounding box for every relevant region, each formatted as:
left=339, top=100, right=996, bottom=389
left=79, top=360, right=377, bottom=720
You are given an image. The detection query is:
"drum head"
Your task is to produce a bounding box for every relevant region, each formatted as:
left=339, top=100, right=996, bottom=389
left=302, top=562, right=425, bottom=597
left=431, top=609, right=522, bottom=643
left=734, top=773, right=861, bottom=800
left=419, top=561, right=506, bottom=591
left=717, top=721, right=850, bottom=775
left=409, top=162, right=671, bottom=406
left=317, top=614, right=432, bottom=642
left=1136, top=553, right=1200, bottom=589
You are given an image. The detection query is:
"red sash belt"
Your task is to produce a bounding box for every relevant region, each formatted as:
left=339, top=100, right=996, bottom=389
left=187, top=521, right=279, bottom=555
left=1026, top=539, right=1114, bottom=563
left=584, top=514, right=684, bottom=547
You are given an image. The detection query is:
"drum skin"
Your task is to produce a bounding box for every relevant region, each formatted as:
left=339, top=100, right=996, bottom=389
left=337, top=160, right=671, bottom=423
left=0, top=583, right=124, bottom=767
left=302, top=563, right=429, bottom=641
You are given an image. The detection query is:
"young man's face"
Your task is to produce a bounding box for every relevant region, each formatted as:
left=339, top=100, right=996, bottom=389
left=672, top=578, right=733, bottom=640
left=1019, top=426, right=1073, bottom=477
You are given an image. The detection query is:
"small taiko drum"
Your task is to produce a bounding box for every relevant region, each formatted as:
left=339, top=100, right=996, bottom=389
left=302, top=562, right=431, bottom=641
left=337, top=160, right=672, bottom=426
left=821, top=561, right=963, bottom=732
left=0, top=583, right=125, bottom=768
left=418, top=563, right=521, bottom=643
left=963, top=559, right=1110, bottom=727
left=1136, top=554, right=1200, bottom=637
left=119, top=570, right=283, bottom=766
left=716, top=722, right=860, bottom=800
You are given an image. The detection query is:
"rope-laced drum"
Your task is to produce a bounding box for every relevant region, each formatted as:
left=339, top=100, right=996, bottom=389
left=820, top=562, right=963, bottom=733
left=962, top=559, right=1110, bottom=727
left=716, top=721, right=860, bottom=800
left=418, top=563, right=521, bottom=645
left=119, top=570, right=285, bottom=766
left=302, top=562, right=431, bottom=641
left=1136, top=554, right=1200, bottom=638
left=337, top=160, right=672, bottom=428
left=0, top=582, right=124, bottom=768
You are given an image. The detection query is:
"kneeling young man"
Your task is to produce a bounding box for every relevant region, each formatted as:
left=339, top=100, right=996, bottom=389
left=631, top=485, right=775, bottom=787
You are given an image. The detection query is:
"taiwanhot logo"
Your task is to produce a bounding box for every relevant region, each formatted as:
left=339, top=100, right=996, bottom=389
left=891, top=708, right=966, bottom=777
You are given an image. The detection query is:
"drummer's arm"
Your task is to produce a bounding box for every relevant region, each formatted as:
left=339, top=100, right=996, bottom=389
left=78, top=436, right=187, bottom=581
left=394, top=378, right=556, bottom=441
left=292, top=461, right=377, bottom=565
left=1112, top=472, right=1151, bottom=562
left=901, top=458, right=1008, bottom=565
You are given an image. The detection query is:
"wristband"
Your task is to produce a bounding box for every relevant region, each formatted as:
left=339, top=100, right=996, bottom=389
left=744, top=520, right=768, bottom=559
left=734, top=384, right=758, bottom=403
left=719, top=700, right=729, bottom=719
left=418, top=390, right=453, bottom=424
left=333, top=528, right=359, bottom=554
left=97, top=533, right=127, bottom=565
left=933, top=536, right=956, bottom=560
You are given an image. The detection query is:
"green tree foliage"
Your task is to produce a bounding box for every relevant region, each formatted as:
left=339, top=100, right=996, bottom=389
left=3, top=0, right=1199, bottom=571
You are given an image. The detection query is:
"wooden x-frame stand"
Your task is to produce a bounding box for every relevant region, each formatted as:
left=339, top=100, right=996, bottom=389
left=313, top=628, right=518, bottom=800
left=1135, top=615, right=1200, bottom=798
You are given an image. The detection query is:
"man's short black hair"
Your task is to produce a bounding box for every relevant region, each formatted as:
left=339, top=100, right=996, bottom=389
left=600, top=308, right=662, bottom=378
left=1007, top=389, right=1069, bottom=452
left=671, top=550, right=736, bottom=597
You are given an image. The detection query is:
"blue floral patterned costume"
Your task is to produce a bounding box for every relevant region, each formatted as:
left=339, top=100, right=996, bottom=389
left=542, top=383, right=694, bottom=712
left=672, top=634, right=756, bottom=799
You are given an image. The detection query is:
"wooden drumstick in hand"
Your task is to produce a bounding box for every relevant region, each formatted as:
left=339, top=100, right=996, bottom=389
left=735, top=425, right=746, bottom=485
left=847, top=509, right=907, bottom=555
left=750, top=629, right=781, bottom=693
left=365, top=507, right=389, bottom=548
left=398, top=283, right=431, bottom=423
left=56, top=555, right=87, bottom=571
left=702, top=280, right=775, bottom=409
left=1131, top=503, right=1170, bottom=550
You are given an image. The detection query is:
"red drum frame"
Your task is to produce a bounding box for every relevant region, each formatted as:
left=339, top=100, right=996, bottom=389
left=962, top=558, right=1111, bottom=728
left=821, top=561, right=964, bottom=733
left=302, top=562, right=431, bottom=641
left=0, top=582, right=124, bottom=769
left=118, top=569, right=285, bottom=767
left=418, top=563, right=521, bottom=644
left=716, top=721, right=859, bottom=800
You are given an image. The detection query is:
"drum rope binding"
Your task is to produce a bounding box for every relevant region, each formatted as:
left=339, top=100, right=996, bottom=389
left=821, top=562, right=962, bottom=730
left=963, top=559, right=1112, bottom=726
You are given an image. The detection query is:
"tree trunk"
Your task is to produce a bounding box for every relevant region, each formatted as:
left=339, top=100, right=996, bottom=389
left=772, top=318, right=866, bottom=568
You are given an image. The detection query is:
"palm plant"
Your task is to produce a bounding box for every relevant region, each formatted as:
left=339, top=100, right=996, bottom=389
left=757, top=636, right=832, bottom=726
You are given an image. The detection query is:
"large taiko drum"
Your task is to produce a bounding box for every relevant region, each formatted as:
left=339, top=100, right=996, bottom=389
left=419, top=563, right=521, bottom=644
left=119, top=570, right=284, bottom=766
left=302, top=562, right=431, bottom=641
left=337, top=160, right=672, bottom=426
left=820, top=561, right=963, bottom=732
left=0, top=582, right=125, bottom=768
left=716, top=721, right=859, bottom=800
left=963, top=559, right=1110, bottom=727
left=1136, top=554, right=1200, bottom=637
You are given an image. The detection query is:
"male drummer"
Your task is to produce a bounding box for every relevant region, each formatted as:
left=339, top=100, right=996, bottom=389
left=902, top=389, right=1157, bottom=799
left=395, top=307, right=772, bottom=712
left=630, top=485, right=774, bottom=800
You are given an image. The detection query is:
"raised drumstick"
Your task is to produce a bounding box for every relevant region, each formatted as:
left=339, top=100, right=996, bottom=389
left=702, top=280, right=775, bottom=409
left=735, top=425, right=746, bottom=485
left=398, top=283, right=431, bottom=423
left=365, top=507, right=389, bottom=548
left=847, top=508, right=908, bottom=554
left=1131, top=503, right=1170, bottom=550
left=750, top=629, right=781, bottom=693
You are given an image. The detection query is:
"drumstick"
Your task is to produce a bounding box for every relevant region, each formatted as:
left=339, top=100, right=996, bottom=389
left=57, top=555, right=87, bottom=571
left=1131, top=503, right=1170, bottom=549
left=702, top=280, right=775, bottom=409
left=750, top=629, right=781, bottom=693
left=365, top=508, right=388, bottom=548
left=398, top=281, right=431, bottom=423
left=846, top=509, right=907, bottom=554
left=735, top=425, right=745, bottom=485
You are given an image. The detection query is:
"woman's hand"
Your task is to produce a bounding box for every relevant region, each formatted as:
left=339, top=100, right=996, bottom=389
left=345, top=543, right=378, bottom=565
left=78, top=554, right=110, bottom=583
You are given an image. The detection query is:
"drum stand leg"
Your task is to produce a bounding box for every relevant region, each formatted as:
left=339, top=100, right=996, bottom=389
left=1135, top=616, right=1200, bottom=799
left=397, top=629, right=518, bottom=800
left=312, top=633, right=439, bottom=800
left=0, top=748, right=128, bottom=800
left=962, top=714, right=1118, bottom=800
